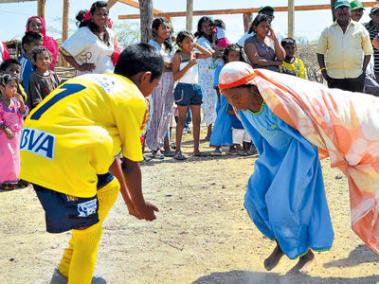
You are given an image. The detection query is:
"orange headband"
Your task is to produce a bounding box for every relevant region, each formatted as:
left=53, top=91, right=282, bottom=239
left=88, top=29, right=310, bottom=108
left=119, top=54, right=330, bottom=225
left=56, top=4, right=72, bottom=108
left=218, top=72, right=256, bottom=91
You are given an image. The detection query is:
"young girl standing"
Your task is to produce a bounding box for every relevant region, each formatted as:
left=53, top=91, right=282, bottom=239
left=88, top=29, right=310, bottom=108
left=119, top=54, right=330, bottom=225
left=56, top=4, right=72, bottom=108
left=146, top=18, right=175, bottom=159
left=210, top=44, right=245, bottom=155
left=0, top=74, right=28, bottom=190
left=172, top=31, right=212, bottom=160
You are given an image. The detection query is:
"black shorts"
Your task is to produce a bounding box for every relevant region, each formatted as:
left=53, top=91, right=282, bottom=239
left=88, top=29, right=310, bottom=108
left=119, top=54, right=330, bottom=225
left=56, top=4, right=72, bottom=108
left=34, top=173, right=114, bottom=233
left=174, top=83, right=203, bottom=106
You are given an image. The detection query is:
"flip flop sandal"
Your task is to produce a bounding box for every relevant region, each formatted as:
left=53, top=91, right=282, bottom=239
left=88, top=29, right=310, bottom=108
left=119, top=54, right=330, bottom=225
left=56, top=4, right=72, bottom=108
left=174, top=152, right=186, bottom=160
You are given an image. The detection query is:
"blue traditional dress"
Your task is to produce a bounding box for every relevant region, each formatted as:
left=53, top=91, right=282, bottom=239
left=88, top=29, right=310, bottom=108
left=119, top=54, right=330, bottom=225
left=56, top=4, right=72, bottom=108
left=238, top=103, right=334, bottom=259
left=210, top=64, right=233, bottom=147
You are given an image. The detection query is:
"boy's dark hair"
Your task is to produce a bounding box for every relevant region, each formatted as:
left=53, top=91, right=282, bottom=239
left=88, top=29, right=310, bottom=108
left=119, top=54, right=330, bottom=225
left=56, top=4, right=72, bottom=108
left=248, top=14, right=270, bottom=34
left=195, top=16, right=214, bottom=39
left=31, top=47, right=51, bottom=62
left=114, top=43, right=163, bottom=81
left=0, top=73, right=17, bottom=86
left=22, top=32, right=43, bottom=47
left=175, top=31, right=193, bottom=47
left=281, top=37, right=297, bottom=48
left=214, top=19, right=226, bottom=30
left=152, top=17, right=173, bottom=52
left=76, top=1, right=110, bottom=46
left=222, top=44, right=246, bottom=63
left=0, top=59, right=20, bottom=71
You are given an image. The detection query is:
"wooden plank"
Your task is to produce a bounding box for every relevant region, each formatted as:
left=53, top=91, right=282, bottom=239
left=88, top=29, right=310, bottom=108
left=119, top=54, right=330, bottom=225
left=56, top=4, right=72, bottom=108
left=117, top=0, right=162, bottom=14
left=288, top=0, right=295, bottom=38
left=0, top=0, right=36, bottom=3
left=107, top=0, right=118, bottom=8
left=243, top=13, right=252, bottom=33
left=37, top=0, right=46, bottom=18
left=118, top=1, right=379, bottom=19
left=186, top=0, right=193, bottom=32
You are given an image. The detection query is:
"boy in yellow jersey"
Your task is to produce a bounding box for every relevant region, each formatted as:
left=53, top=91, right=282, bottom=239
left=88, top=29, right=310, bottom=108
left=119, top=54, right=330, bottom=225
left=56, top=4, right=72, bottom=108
left=20, top=43, right=163, bottom=284
left=279, top=38, right=307, bottom=79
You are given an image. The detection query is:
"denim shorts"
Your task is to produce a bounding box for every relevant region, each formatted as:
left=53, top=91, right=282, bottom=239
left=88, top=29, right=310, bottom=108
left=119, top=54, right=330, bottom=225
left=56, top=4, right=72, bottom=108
left=174, top=83, right=203, bottom=106
left=33, top=173, right=114, bottom=233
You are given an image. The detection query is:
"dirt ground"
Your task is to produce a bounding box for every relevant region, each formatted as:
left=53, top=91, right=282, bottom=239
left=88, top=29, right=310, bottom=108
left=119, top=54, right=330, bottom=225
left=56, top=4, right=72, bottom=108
left=0, top=130, right=378, bottom=284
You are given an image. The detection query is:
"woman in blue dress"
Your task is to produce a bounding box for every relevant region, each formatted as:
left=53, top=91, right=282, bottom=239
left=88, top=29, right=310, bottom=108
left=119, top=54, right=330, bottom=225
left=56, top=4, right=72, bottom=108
left=218, top=61, right=334, bottom=273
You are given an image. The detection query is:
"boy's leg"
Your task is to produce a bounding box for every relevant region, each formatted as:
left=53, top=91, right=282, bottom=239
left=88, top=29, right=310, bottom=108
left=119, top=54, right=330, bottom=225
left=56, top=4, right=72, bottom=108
left=190, top=105, right=201, bottom=154
left=58, top=178, right=120, bottom=283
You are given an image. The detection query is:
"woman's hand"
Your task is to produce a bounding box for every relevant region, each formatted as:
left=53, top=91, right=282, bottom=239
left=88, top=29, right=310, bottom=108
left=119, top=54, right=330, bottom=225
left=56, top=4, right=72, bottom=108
left=268, top=26, right=277, bottom=41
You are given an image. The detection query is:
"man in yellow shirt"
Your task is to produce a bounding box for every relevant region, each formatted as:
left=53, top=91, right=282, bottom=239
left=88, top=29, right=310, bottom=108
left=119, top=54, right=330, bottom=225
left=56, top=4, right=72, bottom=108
left=317, top=0, right=373, bottom=92
left=20, top=43, right=163, bottom=284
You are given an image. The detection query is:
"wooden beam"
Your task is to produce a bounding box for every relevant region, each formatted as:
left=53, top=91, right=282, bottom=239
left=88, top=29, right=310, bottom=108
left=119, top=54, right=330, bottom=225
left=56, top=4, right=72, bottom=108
left=117, top=0, right=162, bottom=14
left=243, top=13, right=252, bottom=33
left=62, top=0, right=70, bottom=67
left=0, top=0, right=36, bottom=3
left=119, top=1, right=379, bottom=19
left=288, top=0, right=295, bottom=38
left=186, top=0, right=193, bottom=32
left=37, top=0, right=46, bottom=18
left=107, top=0, right=118, bottom=8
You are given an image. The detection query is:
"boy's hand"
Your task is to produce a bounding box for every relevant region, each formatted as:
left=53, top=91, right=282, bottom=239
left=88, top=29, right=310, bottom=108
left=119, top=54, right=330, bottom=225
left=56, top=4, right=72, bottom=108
left=4, top=127, right=14, bottom=139
left=137, top=201, right=159, bottom=221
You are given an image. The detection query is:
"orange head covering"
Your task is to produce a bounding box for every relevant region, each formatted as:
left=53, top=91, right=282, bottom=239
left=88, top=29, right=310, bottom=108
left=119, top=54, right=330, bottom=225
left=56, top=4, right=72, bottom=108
left=219, top=62, right=257, bottom=92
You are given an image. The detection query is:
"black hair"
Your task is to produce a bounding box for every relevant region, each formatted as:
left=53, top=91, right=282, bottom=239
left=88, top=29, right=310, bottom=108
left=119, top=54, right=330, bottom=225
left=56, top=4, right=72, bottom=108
left=76, top=1, right=110, bottom=46
left=114, top=43, right=164, bottom=81
left=194, top=16, right=214, bottom=40
left=0, top=59, right=20, bottom=72
left=248, top=14, right=270, bottom=34
left=0, top=73, right=17, bottom=87
left=281, top=37, right=297, bottom=48
left=214, top=19, right=226, bottom=30
left=22, top=32, right=42, bottom=47
left=175, top=31, right=193, bottom=47
left=31, top=46, right=51, bottom=62
left=151, top=17, right=173, bottom=52
left=222, top=44, right=246, bottom=63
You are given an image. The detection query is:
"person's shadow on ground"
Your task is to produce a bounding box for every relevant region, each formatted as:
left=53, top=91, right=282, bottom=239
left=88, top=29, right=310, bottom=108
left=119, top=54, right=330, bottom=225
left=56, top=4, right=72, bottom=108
left=192, top=270, right=379, bottom=284
left=324, top=244, right=379, bottom=268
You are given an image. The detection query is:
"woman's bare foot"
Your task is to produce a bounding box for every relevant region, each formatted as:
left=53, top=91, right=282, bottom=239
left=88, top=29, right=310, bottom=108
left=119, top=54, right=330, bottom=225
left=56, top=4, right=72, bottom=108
left=287, top=250, right=315, bottom=274
left=264, top=243, right=284, bottom=271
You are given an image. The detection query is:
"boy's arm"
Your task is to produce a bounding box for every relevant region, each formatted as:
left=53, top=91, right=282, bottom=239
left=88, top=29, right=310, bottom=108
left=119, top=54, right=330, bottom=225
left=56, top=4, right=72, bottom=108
left=109, top=156, right=141, bottom=219
left=121, top=158, right=158, bottom=221
left=28, top=76, right=43, bottom=107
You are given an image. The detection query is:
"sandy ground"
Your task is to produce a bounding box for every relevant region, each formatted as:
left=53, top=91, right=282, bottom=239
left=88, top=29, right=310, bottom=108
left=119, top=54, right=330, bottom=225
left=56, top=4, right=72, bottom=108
left=0, top=130, right=378, bottom=284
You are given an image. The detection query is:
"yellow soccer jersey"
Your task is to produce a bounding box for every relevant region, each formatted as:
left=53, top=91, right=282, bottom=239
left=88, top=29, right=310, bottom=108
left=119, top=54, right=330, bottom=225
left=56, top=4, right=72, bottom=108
left=20, top=73, right=148, bottom=198
left=280, top=57, right=307, bottom=79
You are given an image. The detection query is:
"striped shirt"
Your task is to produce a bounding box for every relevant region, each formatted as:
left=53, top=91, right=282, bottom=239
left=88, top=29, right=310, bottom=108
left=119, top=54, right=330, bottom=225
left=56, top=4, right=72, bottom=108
left=364, top=21, right=379, bottom=74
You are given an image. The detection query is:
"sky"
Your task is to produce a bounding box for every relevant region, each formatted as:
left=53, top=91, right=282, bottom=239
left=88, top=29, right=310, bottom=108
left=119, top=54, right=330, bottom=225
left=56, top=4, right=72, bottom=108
left=0, top=0, right=375, bottom=43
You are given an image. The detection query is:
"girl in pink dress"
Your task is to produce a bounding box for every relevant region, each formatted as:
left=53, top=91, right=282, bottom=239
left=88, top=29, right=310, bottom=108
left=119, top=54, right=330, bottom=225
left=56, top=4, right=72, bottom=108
left=0, top=74, right=28, bottom=190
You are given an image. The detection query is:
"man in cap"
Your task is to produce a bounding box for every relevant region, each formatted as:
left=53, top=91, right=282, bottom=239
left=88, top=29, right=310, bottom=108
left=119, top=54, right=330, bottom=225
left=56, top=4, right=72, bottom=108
left=317, top=0, right=373, bottom=92
left=350, top=0, right=364, bottom=21
left=364, top=5, right=379, bottom=84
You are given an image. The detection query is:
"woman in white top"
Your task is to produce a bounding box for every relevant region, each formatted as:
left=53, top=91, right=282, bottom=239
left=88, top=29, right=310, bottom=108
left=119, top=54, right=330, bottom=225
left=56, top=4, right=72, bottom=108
left=195, top=17, right=218, bottom=141
left=60, top=1, right=116, bottom=75
left=145, top=18, right=175, bottom=159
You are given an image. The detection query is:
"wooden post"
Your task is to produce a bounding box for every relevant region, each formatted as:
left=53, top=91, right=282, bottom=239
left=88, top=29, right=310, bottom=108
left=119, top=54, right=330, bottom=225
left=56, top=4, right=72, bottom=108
left=37, top=0, right=46, bottom=18
left=186, top=0, right=193, bottom=32
left=108, top=0, right=118, bottom=8
left=288, top=0, right=295, bottom=38
left=62, top=0, right=69, bottom=42
left=331, top=0, right=336, bottom=21
left=243, top=12, right=252, bottom=32
left=139, top=0, right=153, bottom=43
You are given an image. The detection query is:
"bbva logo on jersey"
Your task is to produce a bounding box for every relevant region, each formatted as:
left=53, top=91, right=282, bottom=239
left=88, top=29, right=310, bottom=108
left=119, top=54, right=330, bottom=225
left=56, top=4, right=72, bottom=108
left=20, top=128, right=55, bottom=159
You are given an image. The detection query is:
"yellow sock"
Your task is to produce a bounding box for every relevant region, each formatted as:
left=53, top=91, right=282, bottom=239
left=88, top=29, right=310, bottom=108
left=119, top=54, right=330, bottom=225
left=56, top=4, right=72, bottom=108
left=58, top=178, right=120, bottom=283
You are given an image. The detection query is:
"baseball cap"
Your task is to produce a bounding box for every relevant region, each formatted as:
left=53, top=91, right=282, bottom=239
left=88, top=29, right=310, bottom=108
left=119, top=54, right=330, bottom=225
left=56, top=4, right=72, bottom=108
left=334, top=0, right=351, bottom=10
left=350, top=0, right=364, bottom=11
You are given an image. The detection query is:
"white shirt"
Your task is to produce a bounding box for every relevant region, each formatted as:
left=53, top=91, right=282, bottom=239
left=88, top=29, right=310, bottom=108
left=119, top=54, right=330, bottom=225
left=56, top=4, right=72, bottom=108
left=62, top=26, right=115, bottom=75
